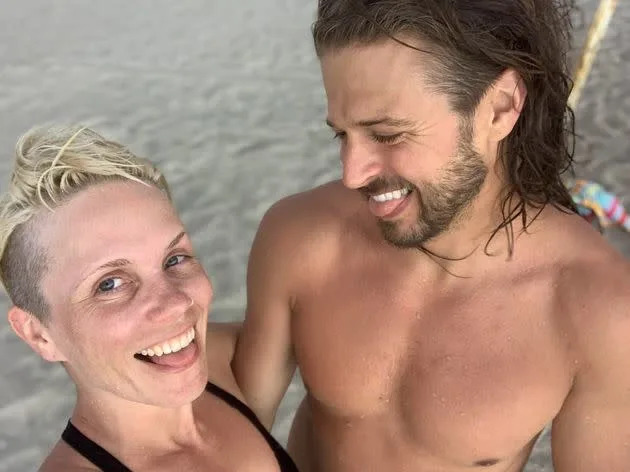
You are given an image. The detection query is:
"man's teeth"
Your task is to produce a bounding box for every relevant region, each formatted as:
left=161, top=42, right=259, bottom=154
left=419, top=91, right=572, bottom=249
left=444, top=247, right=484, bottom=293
left=371, top=188, right=410, bottom=203
left=139, top=327, right=195, bottom=357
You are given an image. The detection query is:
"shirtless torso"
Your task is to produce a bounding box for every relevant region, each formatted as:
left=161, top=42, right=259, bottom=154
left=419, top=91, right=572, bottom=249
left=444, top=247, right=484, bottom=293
left=234, top=181, right=630, bottom=472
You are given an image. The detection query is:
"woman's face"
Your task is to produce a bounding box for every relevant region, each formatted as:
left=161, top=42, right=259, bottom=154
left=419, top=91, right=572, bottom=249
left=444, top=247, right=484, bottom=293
left=37, top=180, right=213, bottom=407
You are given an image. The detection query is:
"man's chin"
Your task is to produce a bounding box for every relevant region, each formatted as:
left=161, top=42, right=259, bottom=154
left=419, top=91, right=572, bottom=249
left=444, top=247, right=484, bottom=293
left=379, top=220, right=429, bottom=249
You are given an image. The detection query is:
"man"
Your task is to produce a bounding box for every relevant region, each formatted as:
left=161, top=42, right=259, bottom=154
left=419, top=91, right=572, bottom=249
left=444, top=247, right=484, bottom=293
left=232, top=1, right=630, bottom=470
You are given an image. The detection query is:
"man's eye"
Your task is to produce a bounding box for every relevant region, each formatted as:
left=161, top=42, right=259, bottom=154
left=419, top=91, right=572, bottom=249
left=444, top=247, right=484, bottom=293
left=332, top=131, right=346, bottom=140
left=372, top=133, right=403, bottom=144
left=98, top=277, right=123, bottom=293
left=165, top=254, right=188, bottom=268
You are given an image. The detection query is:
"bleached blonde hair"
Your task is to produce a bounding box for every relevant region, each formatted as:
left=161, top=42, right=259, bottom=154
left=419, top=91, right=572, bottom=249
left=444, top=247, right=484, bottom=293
left=0, top=125, right=171, bottom=321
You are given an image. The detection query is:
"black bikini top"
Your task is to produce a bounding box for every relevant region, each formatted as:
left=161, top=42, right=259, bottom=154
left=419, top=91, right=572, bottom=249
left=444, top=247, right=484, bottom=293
left=61, top=381, right=299, bottom=471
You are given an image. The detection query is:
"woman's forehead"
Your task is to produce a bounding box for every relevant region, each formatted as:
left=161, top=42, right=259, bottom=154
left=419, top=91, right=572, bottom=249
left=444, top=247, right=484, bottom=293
left=38, top=182, right=184, bottom=288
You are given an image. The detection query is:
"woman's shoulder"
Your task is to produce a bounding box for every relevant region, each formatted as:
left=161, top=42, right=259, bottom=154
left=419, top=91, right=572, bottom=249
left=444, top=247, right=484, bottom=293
left=205, top=321, right=241, bottom=369
left=205, top=321, right=247, bottom=402
left=39, top=440, right=99, bottom=472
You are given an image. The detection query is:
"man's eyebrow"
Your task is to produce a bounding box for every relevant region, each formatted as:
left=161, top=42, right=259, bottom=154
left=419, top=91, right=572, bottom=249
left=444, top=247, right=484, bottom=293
left=326, top=116, right=415, bottom=129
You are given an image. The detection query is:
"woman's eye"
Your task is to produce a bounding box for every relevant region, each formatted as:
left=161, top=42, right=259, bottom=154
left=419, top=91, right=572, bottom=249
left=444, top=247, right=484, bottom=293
left=97, top=277, right=123, bottom=293
left=165, top=254, right=188, bottom=268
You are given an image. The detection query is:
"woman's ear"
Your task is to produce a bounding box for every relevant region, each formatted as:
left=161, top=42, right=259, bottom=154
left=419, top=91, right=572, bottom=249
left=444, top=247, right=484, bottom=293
left=8, top=307, right=67, bottom=362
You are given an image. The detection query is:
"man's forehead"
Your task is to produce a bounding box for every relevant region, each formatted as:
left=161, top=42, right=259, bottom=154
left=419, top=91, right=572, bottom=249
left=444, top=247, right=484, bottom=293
left=321, top=36, right=433, bottom=77
left=324, top=75, right=433, bottom=129
left=322, top=44, right=436, bottom=123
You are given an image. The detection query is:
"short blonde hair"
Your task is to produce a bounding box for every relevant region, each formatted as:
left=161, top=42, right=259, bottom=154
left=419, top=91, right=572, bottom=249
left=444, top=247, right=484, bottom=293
left=0, top=125, right=171, bottom=321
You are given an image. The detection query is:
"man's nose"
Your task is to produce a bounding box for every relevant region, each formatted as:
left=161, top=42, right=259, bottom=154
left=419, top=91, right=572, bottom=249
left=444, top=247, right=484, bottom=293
left=341, top=137, right=385, bottom=190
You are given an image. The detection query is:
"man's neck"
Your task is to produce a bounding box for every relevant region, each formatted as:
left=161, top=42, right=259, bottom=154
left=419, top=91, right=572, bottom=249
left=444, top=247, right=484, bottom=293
left=420, top=178, right=523, bottom=273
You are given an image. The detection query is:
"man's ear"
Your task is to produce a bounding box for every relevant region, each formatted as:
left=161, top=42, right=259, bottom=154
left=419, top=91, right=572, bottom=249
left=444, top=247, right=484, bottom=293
left=487, top=68, right=528, bottom=142
left=8, top=306, right=67, bottom=362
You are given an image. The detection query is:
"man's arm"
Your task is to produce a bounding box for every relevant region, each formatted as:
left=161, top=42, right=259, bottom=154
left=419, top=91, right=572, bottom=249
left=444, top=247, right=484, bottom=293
left=231, top=200, right=300, bottom=429
left=551, top=277, right=630, bottom=470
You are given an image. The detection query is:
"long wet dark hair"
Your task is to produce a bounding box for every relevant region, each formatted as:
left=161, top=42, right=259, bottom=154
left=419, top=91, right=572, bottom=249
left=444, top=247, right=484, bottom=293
left=313, top=0, right=579, bottom=257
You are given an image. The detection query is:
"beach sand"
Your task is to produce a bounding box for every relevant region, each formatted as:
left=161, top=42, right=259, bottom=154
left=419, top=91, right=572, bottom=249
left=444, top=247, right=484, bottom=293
left=0, top=1, right=628, bottom=470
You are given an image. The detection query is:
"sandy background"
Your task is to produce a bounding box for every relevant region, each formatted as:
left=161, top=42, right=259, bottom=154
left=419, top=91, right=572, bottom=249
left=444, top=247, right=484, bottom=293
left=0, top=1, right=628, bottom=470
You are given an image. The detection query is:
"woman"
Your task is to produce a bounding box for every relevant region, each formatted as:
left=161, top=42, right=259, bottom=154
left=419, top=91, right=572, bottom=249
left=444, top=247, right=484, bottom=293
left=0, top=125, right=298, bottom=472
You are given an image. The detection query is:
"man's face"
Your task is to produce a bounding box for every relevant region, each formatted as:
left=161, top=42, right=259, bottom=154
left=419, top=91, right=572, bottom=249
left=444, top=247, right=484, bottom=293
left=37, top=181, right=213, bottom=407
left=321, top=38, right=489, bottom=247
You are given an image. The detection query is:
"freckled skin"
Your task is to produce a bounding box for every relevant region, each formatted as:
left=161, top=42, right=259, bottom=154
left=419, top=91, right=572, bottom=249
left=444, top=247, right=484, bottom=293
left=21, top=182, right=282, bottom=472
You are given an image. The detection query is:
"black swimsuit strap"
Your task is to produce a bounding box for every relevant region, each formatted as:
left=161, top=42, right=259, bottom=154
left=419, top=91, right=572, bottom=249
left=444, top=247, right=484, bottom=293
left=205, top=382, right=299, bottom=472
left=61, top=384, right=299, bottom=472
left=61, top=420, right=132, bottom=472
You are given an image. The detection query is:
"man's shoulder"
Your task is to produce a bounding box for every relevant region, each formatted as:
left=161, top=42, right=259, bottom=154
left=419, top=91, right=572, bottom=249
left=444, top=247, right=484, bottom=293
left=523, top=207, right=630, bottom=342
left=549, top=210, right=630, bottom=308
left=532, top=207, right=629, bottom=295
left=557, top=253, right=630, bottom=314
left=265, top=180, right=358, bottom=222
left=249, top=180, right=369, bottom=286
left=256, top=180, right=363, bottom=249
left=551, top=233, right=630, bottom=367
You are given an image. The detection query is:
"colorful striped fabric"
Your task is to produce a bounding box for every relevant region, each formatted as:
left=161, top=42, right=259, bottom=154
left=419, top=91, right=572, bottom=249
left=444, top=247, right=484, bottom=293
left=569, top=179, right=630, bottom=232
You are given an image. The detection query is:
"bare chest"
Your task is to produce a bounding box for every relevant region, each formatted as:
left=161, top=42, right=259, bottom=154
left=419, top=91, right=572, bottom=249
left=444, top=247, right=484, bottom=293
left=293, top=268, right=574, bottom=463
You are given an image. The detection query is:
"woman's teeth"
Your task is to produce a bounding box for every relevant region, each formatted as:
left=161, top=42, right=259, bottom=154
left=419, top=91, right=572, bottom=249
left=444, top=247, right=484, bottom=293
left=138, top=327, right=195, bottom=357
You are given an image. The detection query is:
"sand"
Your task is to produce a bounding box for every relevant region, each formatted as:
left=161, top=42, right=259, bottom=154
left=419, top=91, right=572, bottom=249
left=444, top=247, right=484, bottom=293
left=0, top=1, right=628, bottom=470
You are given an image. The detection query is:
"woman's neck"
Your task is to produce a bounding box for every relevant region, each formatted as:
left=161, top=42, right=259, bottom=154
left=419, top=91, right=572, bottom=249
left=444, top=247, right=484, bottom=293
left=71, top=384, right=212, bottom=461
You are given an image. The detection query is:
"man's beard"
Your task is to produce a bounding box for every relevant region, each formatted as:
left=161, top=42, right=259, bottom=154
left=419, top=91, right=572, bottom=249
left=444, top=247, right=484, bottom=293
left=366, top=123, right=488, bottom=248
